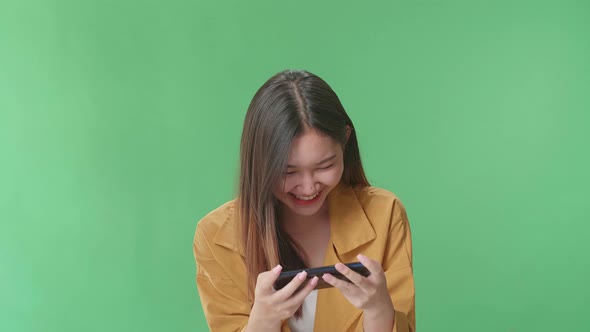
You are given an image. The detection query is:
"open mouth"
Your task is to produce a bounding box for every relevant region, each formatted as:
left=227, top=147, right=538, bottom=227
left=289, top=190, right=322, bottom=205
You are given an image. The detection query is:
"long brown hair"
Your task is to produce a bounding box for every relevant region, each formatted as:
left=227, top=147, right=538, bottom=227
left=238, top=70, right=369, bottom=303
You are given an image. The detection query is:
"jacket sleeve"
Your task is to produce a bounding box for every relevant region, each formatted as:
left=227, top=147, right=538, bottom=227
left=193, top=222, right=251, bottom=332
left=386, top=198, right=415, bottom=332
left=350, top=197, right=416, bottom=332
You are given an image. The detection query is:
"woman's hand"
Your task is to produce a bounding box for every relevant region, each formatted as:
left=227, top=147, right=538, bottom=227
left=322, top=254, right=394, bottom=332
left=246, top=265, right=318, bottom=332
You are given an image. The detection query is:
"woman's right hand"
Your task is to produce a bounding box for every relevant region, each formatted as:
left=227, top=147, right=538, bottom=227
left=246, top=265, right=318, bottom=331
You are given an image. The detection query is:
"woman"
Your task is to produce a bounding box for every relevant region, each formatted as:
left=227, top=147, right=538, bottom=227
left=193, top=70, right=415, bottom=332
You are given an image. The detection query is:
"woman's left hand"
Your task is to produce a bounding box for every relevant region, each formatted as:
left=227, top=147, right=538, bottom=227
left=322, top=254, right=394, bottom=315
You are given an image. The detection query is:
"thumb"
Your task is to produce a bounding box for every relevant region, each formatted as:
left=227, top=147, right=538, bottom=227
left=258, top=265, right=283, bottom=291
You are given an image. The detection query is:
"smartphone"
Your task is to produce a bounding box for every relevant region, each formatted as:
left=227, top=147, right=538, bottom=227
left=273, top=262, right=370, bottom=290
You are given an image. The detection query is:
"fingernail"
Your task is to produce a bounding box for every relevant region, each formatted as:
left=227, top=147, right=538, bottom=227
left=310, top=276, right=318, bottom=285
left=272, top=265, right=282, bottom=274
left=298, top=271, right=307, bottom=281
left=357, top=254, right=366, bottom=262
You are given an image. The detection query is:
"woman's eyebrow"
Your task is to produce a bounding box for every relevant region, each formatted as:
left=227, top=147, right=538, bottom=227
left=287, top=154, right=336, bottom=168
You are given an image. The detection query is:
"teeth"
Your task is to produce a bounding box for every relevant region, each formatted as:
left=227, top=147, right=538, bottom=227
left=294, top=192, right=319, bottom=201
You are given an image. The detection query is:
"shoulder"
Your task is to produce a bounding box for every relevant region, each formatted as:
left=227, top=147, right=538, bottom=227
left=351, top=185, right=410, bottom=233
left=352, top=186, right=406, bottom=212
left=196, top=199, right=236, bottom=233
left=352, top=186, right=413, bottom=263
left=193, top=199, right=238, bottom=255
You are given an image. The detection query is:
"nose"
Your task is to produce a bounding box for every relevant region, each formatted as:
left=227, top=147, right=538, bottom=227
left=298, top=172, right=318, bottom=194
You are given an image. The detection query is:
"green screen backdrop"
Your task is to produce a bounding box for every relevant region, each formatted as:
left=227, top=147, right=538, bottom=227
left=1, top=0, right=589, bottom=331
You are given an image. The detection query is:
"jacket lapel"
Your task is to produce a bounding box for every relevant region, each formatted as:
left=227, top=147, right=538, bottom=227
left=327, top=183, right=376, bottom=256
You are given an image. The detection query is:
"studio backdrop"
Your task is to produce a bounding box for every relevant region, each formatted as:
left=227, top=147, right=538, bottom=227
left=1, top=0, right=589, bottom=331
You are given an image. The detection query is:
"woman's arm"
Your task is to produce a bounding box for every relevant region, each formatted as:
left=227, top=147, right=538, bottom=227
left=378, top=198, right=415, bottom=332
left=363, top=300, right=395, bottom=332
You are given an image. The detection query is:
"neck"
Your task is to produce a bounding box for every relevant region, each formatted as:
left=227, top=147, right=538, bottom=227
left=279, top=201, right=330, bottom=235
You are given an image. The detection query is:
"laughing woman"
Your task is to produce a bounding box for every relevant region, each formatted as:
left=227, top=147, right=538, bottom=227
left=193, top=70, right=415, bottom=332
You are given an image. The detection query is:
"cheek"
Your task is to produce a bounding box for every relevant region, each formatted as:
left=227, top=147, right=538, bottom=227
left=274, top=177, right=296, bottom=194
left=319, top=165, right=344, bottom=186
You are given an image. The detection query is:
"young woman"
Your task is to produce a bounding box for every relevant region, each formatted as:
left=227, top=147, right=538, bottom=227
left=194, top=70, right=415, bottom=332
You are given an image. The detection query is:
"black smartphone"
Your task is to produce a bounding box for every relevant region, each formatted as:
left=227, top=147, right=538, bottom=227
left=273, top=262, right=370, bottom=290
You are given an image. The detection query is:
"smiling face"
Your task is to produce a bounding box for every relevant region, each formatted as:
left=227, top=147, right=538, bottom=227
left=273, top=128, right=345, bottom=219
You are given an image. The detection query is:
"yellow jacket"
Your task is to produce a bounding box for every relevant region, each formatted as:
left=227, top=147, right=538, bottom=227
left=193, top=183, right=415, bottom=332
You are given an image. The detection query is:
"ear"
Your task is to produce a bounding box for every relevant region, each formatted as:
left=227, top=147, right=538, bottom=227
left=345, top=125, right=352, bottom=143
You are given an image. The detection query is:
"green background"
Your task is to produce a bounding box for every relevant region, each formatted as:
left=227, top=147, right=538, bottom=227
left=1, top=0, right=589, bottom=331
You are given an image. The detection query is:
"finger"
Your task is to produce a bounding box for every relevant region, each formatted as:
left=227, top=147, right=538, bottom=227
left=357, top=254, right=385, bottom=280
left=274, top=271, right=309, bottom=301
left=322, top=273, right=358, bottom=294
left=283, top=276, right=318, bottom=307
left=334, top=263, right=367, bottom=287
left=257, top=265, right=283, bottom=291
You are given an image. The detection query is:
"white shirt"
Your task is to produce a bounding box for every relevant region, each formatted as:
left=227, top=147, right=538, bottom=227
left=287, top=290, right=318, bottom=332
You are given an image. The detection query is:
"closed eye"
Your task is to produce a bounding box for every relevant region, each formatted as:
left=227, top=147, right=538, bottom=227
left=318, top=164, right=334, bottom=170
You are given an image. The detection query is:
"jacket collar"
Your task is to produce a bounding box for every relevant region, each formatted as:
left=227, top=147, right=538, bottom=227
left=212, top=202, right=245, bottom=256
left=213, top=183, right=376, bottom=257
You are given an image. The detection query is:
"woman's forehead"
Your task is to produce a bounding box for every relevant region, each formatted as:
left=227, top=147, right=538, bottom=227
left=287, top=130, right=341, bottom=166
